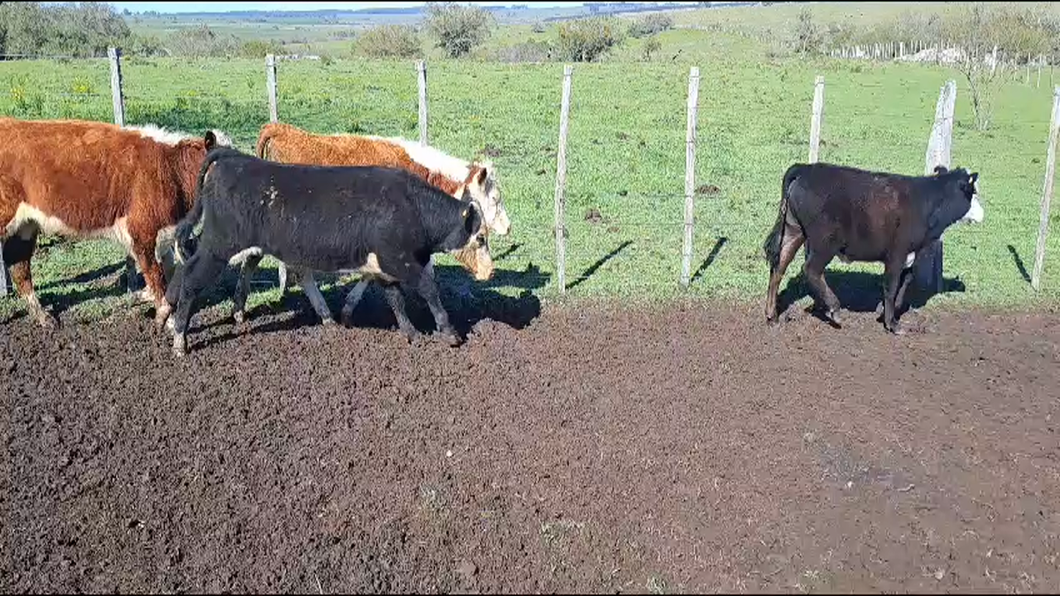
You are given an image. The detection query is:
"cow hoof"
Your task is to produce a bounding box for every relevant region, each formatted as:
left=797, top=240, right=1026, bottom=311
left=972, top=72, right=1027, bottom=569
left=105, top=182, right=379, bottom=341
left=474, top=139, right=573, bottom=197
left=36, top=313, right=60, bottom=330
left=232, top=310, right=246, bottom=325
left=172, top=336, right=187, bottom=358
left=766, top=314, right=779, bottom=326
left=887, top=323, right=906, bottom=336
left=827, top=310, right=842, bottom=326
left=320, top=316, right=337, bottom=327
left=440, top=332, right=463, bottom=348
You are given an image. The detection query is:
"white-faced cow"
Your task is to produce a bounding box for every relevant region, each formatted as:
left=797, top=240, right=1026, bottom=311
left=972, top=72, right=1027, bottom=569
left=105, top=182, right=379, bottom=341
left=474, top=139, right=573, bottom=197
left=167, top=146, right=494, bottom=357
left=0, top=118, right=230, bottom=328
left=763, top=162, right=984, bottom=334
left=228, top=122, right=511, bottom=326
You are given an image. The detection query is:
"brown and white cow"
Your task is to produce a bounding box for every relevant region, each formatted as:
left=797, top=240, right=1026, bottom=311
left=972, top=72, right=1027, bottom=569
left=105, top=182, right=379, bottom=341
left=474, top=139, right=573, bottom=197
left=0, top=118, right=231, bottom=328
left=227, top=122, right=511, bottom=325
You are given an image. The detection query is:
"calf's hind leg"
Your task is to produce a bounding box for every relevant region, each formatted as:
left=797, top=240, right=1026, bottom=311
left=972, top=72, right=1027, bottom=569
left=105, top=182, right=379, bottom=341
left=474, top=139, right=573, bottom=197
left=802, top=245, right=842, bottom=326
left=765, top=223, right=805, bottom=324
left=171, top=252, right=229, bottom=357
left=381, top=282, right=420, bottom=342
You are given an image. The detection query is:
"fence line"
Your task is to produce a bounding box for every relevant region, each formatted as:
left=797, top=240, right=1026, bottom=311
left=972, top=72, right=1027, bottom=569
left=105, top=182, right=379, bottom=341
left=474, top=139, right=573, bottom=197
left=417, top=60, right=428, bottom=146
left=680, top=66, right=700, bottom=288
left=553, top=65, right=573, bottom=295
left=1032, top=86, right=1060, bottom=290
left=1, top=48, right=1056, bottom=302
left=915, top=80, right=957, bottom=295
left=807, top=75, right=824, bottom=164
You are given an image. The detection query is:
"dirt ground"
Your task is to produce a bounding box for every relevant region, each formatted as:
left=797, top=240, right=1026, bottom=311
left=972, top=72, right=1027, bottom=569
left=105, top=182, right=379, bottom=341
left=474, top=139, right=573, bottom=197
left=2, top=293, right=1060, bottom=593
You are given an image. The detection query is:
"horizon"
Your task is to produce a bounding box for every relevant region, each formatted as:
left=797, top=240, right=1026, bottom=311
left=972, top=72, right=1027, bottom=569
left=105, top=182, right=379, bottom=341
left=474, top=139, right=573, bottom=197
left=97, top=1, right=593, bottom=14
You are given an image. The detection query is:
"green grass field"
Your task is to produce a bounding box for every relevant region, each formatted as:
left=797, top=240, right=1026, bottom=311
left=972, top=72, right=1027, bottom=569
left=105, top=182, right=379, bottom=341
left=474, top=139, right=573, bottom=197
left=2, top=11, right=1059, bottom=325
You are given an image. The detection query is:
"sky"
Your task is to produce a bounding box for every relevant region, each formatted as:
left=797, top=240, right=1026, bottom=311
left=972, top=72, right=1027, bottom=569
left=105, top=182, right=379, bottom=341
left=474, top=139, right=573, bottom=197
left=93, top=1, right=592, bottom=13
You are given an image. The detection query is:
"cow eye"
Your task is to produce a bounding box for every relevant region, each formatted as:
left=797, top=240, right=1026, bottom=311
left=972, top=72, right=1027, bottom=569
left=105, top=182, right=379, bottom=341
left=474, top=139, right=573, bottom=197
left=477, top=234, right=487, bottom=246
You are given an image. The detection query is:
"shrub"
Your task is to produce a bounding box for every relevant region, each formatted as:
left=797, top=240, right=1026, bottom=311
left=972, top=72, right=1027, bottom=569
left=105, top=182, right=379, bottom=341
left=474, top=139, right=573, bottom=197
left=628, top=13, right=673, bottom=39
left=642, top=35, right=661, bottom=61
left=239, top=39, right=287, bottom=59
left=558, top=17, right=623, bottom=63
left=491, top=40, right=552, bottom=63
left=423, top=2, right=494, bottom=58
left=163, top=25, right=241, bottom=58
left=355, top=24, right=422, bottom=59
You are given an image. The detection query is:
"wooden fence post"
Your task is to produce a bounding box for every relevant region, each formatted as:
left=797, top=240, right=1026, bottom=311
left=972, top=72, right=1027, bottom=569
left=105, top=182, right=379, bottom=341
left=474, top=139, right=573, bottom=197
left=1039, top=56, right=1044, bottom=89
left=108, top=46, right=141, bottom=293
left=554, top=65, right=573, bottom=295
left=680, top=66, right=700, bottom=288
left=417, top=60, right=428, bottom=146
left=266, top=54, right=278, bottom=123
left=916, top=80, right=957, bottom=295
left=808, top=75, right=825, bottom=163
left=1032, top=86, right=1060, bottom=290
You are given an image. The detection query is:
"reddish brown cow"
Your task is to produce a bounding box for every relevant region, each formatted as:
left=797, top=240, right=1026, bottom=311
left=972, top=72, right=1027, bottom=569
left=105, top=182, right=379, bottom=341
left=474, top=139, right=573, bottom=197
left=0, top=118, right=230, bottom=328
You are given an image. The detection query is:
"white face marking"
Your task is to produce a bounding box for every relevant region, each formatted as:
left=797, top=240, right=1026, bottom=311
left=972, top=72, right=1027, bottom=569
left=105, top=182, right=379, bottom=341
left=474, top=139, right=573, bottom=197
left=961, top=194, right=984, bottom=224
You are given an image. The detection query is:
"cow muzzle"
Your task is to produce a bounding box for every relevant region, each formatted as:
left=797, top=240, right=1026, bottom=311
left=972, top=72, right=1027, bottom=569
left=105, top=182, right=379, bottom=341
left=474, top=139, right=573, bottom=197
left=453, top=245, right=495, bottom=282
left=962, top=196, right=985, bottom=224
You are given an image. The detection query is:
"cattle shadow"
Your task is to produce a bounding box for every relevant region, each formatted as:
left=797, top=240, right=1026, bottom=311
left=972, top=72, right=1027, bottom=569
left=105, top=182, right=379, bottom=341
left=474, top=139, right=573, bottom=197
left=36, top=260, right=127, bottom=291
left=1007, top=244, right=1032, bottom=284
left=190, top=261, right=548, bottom=348
left=690, top=236, right=728, bottom=284
left=566, top=240, right=633, bottom=291
left=776, top=268, right=967, bottom=321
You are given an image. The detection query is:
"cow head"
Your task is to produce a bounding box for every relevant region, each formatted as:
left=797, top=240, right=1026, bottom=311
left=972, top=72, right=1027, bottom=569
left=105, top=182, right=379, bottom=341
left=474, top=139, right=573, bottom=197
left=463, top=162, right=512, bottom=236
left=934, top=168, right=984, bottom=231
left=446, top=199, right=494, bottom=282
left=959, top=171, right=984, bottom=224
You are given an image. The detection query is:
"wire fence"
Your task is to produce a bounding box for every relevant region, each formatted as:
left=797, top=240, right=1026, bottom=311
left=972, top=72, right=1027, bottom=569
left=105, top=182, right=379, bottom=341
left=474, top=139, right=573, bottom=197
left=0, top=50, right=1058, bottom=305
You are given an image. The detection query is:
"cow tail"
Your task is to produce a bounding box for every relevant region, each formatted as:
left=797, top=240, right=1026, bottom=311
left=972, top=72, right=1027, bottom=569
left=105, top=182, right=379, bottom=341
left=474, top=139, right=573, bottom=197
left=256, top=125, right=275, bottom=160
left=763, top=165, right=801, bottom=270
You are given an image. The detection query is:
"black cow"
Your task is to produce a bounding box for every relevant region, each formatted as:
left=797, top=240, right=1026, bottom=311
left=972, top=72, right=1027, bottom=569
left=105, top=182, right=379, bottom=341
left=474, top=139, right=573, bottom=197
left=762, top=162, right=984, bottom=334
left=165, top=146, right=492, bottom=357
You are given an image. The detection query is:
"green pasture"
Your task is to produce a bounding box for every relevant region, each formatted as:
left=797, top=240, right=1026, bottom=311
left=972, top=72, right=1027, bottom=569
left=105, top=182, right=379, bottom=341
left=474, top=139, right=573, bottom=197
left=1, top=24, right=1058, bottom=326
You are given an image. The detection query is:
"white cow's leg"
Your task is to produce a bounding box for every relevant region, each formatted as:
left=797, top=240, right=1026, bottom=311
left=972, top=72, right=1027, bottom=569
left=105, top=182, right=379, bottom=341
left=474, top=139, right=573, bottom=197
left=340, top=279, right=370, bottom=327
left=298, top=270, right=335, bottom=325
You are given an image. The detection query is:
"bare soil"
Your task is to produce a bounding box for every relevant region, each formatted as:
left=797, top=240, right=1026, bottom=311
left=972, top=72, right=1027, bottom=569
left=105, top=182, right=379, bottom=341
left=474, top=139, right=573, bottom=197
left=2, top=295, right=1059, bottom=593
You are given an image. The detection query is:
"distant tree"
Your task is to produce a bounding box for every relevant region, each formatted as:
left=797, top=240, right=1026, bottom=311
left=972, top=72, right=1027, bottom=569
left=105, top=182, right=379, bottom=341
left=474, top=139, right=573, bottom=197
left=0, top=2, right=131, bottom=58
left=558, top=17, right=623, bottom=62
left=355, top=24, right=422, bottom=59
left=642, top=35, right=661, bottom=61
left=423, top=2, right=494, bottom=58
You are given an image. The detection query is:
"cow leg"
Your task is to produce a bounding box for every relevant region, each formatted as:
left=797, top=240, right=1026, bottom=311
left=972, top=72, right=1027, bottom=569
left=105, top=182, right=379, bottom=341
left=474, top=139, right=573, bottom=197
left=277, top=262, right=289, bottom=297
left=297, top=270, right=335, bottom=325
left=893, top=266, right=915, bottom=317
left=381, top=282, right=419, bottom=342
left=415, top=266, right=462, bottom=347
left=124, top=256, right=141, bottom=293
left=4, top=227, right=56, bottom=328
left=232, top=252, right=263, bottom=324
left=765, top=225, right=805, bottom=324
left=803, top=247, right=841, bottom=325
left=129, top=237, right=173, bottom=330
left=882, top=256, right=907, bottom=335
left=171, top=252, right=227, bottom=357
left=340, top=279, right=371, bottom=327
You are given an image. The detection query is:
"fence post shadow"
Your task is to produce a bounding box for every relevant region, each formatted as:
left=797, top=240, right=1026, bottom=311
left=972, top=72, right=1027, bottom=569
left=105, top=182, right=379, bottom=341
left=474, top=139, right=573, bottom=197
left=690, top=236, right=728, bottom=285
left=566, top=240, right=633, bottom=291
left=1007, top=244, right=1032, bottom=284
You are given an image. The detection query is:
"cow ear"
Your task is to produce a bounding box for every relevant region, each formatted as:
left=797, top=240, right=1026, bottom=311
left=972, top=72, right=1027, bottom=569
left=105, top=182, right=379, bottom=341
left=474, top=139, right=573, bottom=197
left=473, top=165, right=488, bottom=185
left=969, top=172, right=978, bottom=186
left=204, top=130, right=218, bottom=151
left=933, top=165, right=948, bottom=176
